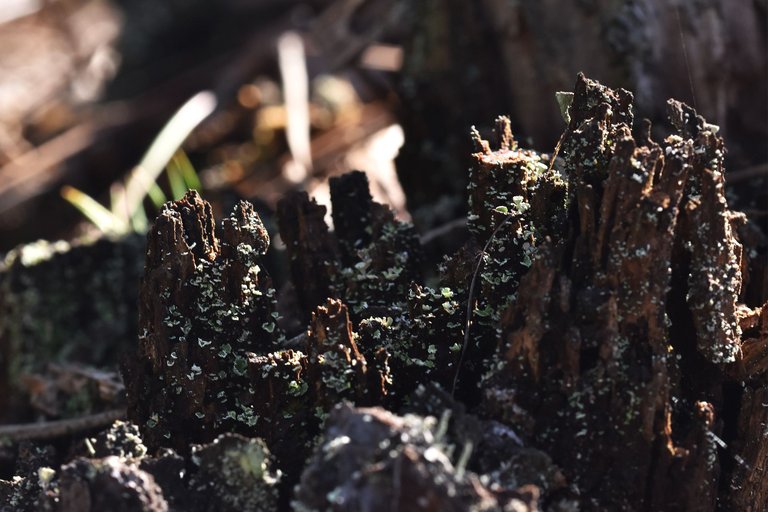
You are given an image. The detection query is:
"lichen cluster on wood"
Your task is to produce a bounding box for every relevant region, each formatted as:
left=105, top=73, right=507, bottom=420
left=2, top=74, right=767, bottom=511
left=483, top=75, right=768, bottom=511
left=100, top=76, right=768, bottom=510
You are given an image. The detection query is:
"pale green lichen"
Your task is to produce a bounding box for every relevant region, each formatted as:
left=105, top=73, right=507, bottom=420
left=190, top=434, right=279, bottom=511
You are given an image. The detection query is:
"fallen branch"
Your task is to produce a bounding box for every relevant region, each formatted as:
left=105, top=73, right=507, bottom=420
left=0, top=408, right=125, bottom=442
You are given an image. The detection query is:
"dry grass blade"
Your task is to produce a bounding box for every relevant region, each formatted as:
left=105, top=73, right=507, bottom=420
left=60, top=185, right=126, bottom=235
left=278, top=32, right=312, bottom=184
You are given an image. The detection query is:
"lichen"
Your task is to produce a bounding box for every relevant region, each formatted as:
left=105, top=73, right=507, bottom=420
left=190, top=434, right=279, bottom=512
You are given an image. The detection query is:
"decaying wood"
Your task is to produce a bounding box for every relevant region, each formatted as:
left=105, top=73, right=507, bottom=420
left=277, top=170, right=423, bottom=322
left=124, top=189, right=398, bottom=505
left=483, top=74, right=768, bottom=511
left=727, top=385, right=768, bottom=510
left=276, top=190, right=339, bottom=322
left=124, top=190, right=283, bottom=450
left=3, top=74, right=766, bottom=511
left=122, top=75, right=766, bottom=511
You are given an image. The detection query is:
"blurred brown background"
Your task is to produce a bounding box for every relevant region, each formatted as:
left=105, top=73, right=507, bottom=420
left=0, top=0, right=765, bottom=251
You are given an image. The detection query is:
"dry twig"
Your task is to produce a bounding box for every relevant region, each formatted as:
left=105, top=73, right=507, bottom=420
left=0, top=409, right=125, bottom=442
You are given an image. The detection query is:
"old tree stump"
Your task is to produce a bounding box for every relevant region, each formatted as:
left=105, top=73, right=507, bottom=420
left=2, top=75, right=767, bottom=511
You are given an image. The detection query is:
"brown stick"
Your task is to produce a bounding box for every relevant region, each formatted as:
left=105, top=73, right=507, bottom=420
left=0, top=409, right=125, bottom=442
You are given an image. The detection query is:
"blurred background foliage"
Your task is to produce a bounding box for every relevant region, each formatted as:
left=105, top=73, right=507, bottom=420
left=0, top=0, right=764, bottom=249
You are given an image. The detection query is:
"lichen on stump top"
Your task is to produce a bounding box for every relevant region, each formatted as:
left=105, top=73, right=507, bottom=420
left=115, top=73, right=768, bottom=511
left=481, top=73, right=763, bottom=511
left=126, top=190, right=283, bottom=451
left=124, top=190, right=388, bottom=499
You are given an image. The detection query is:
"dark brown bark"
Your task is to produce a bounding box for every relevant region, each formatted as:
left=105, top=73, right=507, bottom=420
left=124, top=189, right=400, bottom=505
left=329, top=171, right=375, bottom=265
left=125, top=191, right=281, bottom=452
left=275, top=190, right=340, bottom=322
left=277, top=169, right=423, bottom=322
left=727, top=384, right=768, bottom=510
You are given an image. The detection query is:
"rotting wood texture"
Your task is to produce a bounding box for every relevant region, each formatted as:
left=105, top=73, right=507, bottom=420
left=119, top=76, right=768, bottom=511
left=121, top=76, right=767, bottom=511
left=483, top=74, right=768, bottom=511
left=4, top=74, right=762, bottom=511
